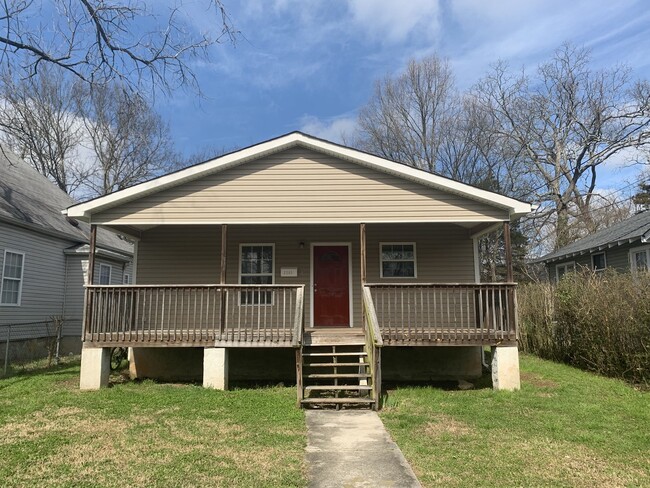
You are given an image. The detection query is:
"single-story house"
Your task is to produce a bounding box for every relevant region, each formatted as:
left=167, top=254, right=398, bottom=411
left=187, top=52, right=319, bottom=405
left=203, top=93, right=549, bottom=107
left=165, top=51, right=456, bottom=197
left=65, top=132, right=531, bottom=409
left=534, top=210, right=650, bottom=281
left=0, top=147, right=133, bottom=361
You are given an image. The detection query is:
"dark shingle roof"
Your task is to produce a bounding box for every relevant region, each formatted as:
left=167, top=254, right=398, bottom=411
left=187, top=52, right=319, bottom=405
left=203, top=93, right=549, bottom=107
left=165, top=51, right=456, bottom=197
left=535, top=210, right=650, bottom=263
left=0, top=147, right=131, bottom=255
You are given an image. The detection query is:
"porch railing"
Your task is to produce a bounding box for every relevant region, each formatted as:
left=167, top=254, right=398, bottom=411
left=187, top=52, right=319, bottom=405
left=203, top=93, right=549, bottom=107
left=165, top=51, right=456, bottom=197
left=83, top=284, right=305, bottom=346
left=366, top=283, right=517, bottom=345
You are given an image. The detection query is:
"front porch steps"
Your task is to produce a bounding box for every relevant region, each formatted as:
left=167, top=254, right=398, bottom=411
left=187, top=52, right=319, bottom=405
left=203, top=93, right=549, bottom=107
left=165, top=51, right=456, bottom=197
left=299, top=336, right=376, bottom=409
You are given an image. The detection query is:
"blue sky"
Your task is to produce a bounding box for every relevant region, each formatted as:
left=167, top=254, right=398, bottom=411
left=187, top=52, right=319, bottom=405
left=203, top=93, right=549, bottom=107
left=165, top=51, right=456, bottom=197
left=161, top=0, right=650, bottom=188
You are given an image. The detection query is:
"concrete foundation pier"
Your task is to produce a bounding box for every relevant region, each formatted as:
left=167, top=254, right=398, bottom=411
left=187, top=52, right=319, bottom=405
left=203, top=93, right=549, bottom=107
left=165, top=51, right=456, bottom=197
left=79, top=346, right=110, bottom=390
left=491, top=345, right=520, bottom=391
left=203, top=347, right=229, bottom=390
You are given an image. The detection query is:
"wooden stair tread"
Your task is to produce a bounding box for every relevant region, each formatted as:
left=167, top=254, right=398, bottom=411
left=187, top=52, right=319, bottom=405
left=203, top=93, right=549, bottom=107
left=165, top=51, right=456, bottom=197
left=301, top=398, right=375, bottom=405
left=302, top=352, right=367, bottom=357
left=305, top=385, right=372, bottom=391
left=305, top=362, right=367, bottom=367
left=306, top=373, right=371, bottom=379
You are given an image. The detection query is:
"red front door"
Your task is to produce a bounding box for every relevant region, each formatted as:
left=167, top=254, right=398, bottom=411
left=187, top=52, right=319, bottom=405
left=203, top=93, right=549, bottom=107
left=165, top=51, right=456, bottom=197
left=313, top=245, right=350, bottom=327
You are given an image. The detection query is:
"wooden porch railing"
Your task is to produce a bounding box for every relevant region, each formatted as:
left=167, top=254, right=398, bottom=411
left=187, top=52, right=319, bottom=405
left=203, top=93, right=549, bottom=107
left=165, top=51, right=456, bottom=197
left=362, top=287, right=383, bottom=409
left=83, top=284, right=305, bottom=347
left=366, top=283, right=518, bottom=345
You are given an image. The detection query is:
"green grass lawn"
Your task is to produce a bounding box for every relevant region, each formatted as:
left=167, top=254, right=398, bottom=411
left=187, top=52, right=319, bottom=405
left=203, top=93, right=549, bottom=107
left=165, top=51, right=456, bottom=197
left=380, top=354, right=650, bottom=487
left=2, top=355, right=648, bottom=487
left=0, top=358, right=306, bottom=487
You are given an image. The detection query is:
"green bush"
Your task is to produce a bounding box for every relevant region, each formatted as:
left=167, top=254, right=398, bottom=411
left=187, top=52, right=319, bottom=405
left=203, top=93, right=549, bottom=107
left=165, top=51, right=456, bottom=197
left=519, top=269, right=650, bottom=386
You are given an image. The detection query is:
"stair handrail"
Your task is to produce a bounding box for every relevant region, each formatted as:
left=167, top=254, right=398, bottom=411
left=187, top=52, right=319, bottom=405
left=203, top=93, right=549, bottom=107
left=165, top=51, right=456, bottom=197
left=362, top=286, right=383, bottom=409
left=362, top=286, right=383, bottom=347
left=291, top=285, right=305, bottom=347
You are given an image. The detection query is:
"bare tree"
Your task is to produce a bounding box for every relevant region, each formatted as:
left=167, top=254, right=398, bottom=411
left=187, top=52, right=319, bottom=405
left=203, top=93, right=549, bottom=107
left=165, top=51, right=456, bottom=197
left=473, top=44, right=650, bottom=249
left=356, top=55, right=456, bottom=173
left=0, top=1, right=237, bottom=94
left=0, top=67, right=90, bottom=193
left=76, top=84, right=175, bottom=197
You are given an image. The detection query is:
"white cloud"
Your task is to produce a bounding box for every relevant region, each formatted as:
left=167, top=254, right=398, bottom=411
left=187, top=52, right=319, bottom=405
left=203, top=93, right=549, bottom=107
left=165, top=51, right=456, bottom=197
left=299, top=114, right=358, bottom=143
left=346, top=0, right=441, bottom=44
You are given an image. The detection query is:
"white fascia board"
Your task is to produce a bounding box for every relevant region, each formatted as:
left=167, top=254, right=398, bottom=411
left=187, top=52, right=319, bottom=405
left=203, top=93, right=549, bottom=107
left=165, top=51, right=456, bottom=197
left=66, top=132, right=532, bottom=219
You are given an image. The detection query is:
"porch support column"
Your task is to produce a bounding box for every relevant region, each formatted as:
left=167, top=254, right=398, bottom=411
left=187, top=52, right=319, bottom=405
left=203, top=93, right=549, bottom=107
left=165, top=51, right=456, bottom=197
left=503, top=221, right=513, bottom=282
left=203, top=347, right=229, bottom=390
left=88, top=224, right=97, bottom=284
left=360, top=223, right=367, bottom=285
left=79, top=345, right=110, bottom=390
left=220, top=224, right=228, bottom=284
left=220, top=224, right=228, bottom=334
left=491, top=345, right=520, bottom=391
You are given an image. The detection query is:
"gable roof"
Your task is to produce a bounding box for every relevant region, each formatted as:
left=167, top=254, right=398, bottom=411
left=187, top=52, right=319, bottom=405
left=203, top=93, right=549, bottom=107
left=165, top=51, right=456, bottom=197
left=0, top=147, right=132, bottom=255
left=534, top=210, right=650, bottom=264
left=65, top=132, right=531, bottom=220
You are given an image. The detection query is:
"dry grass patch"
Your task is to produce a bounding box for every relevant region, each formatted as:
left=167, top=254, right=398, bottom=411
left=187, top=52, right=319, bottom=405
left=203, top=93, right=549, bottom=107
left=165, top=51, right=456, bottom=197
left=0, top=359, right=306, bottom=487
left=381, top=354, right=649, bottom=487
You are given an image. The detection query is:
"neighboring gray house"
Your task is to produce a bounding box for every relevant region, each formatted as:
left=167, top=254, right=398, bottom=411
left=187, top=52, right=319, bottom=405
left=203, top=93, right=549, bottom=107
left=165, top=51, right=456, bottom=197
left=0, top=148, right=132, bottom=358
left=535, top=210, right=650, bottom=281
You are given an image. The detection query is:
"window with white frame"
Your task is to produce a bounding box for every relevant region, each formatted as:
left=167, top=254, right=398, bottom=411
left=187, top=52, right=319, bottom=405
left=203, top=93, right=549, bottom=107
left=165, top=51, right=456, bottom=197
left=1, top=250, right=25, bottom=305
left=240, top=244, right=274, bottom=304
left=555, top=262, right=575, bottom=282
left=380, top=243, right=416, bottom=278
left=630, top=246, right=649, bottom=274
left=591, top=252, right=606, bottom=272
left=99, top=264, right=112, bottom=285
left=123, top=273, right=131, bottom=284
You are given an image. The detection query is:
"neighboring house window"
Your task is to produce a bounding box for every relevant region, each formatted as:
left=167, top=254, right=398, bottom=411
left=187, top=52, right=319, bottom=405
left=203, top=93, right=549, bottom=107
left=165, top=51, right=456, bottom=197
left=240, top=244, right=274, bottom=304
left=591, top=252, right=606, bottom=272
left=123, top=274, right=131, bottom=284
left=99, top=264, right=112, bottom=285
left=380, top=243, right=416, bottom=278
left=630, top=246, right=650, bottom=274
left=555, top=262, right=575, bottom=282
left=1, top=250, right=25, bottom=306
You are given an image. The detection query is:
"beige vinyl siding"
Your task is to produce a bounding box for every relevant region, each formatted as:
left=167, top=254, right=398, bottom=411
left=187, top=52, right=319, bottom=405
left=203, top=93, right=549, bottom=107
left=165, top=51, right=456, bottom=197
left=136, top=223, right=476, bottom=328
left=0, top=222, right=71, bottom=340
left=92, top=148, right=510, bottom=225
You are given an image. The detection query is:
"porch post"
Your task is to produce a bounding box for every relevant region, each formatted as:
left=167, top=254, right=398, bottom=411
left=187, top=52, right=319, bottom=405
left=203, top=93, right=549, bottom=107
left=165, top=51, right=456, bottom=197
left=503, top=221, right=513, bottom=282
left=360, top=223, right=367, bottom=285
left=88, top=224, right=97, bottom=284
left=220, top=224, right=228, bottom=335
left=220, top=224, right=228, bottom=284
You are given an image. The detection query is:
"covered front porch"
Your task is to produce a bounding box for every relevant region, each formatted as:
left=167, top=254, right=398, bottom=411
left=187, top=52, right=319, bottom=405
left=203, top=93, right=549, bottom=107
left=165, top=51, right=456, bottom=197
left=79, top=221, right=521, bottom=408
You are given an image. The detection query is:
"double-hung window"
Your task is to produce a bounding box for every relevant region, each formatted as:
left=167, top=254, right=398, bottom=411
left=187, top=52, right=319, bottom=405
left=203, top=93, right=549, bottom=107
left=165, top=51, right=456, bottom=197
left=99, top=264, right=112, bottom=285
left=380, top=243, right=416, bottom=278
left=630, top=246, right=649, bottom=274
left=555, top=262, right=575, bottom=282
left=591, top=252, right=606, bottom=272
left=1, top=250, right=25, bottom=306
left=240, top=244, right=274, bottom=304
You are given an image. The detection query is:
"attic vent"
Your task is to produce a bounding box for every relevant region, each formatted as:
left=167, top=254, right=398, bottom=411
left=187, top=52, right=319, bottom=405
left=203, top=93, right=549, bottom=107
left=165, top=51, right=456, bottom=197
left=66, top=216, right=79, bottom=227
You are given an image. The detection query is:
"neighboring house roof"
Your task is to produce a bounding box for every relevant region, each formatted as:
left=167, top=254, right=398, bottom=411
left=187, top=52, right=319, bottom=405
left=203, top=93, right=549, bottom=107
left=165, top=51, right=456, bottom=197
left=65, top=131, right=532, bottom=220
left=0, top=147, right=132, bottom=256
left=534, top=210, right=650, bottom=264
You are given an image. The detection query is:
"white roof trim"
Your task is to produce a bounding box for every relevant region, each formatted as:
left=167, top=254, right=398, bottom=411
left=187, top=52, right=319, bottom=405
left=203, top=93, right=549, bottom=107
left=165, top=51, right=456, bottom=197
left=65, top=132, right=531, bottom=219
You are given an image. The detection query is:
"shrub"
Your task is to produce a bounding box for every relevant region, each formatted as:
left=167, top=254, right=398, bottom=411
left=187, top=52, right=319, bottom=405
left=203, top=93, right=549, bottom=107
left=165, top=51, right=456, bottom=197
left=519, top=269, right=650, bottom=386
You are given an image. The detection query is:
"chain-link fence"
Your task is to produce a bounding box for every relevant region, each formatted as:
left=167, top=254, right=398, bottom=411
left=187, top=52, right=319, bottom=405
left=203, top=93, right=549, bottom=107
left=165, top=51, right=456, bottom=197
left=0, top=318, right=63, bottom=375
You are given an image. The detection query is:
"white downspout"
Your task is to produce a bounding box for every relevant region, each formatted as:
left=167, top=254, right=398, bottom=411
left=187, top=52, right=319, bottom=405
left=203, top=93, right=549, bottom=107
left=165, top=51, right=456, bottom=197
left=474, top=236, right=490, bottom=371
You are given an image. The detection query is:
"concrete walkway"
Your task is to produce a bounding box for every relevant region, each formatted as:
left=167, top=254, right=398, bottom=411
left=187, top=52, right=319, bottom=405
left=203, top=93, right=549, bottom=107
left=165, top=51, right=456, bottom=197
left=305, top=410, right=422, bottom=488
